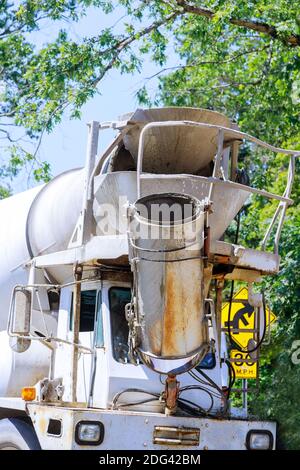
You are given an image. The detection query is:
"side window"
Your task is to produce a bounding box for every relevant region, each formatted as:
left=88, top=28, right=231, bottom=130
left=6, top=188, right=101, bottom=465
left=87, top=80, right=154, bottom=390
left=109, top=287, right=131, bottom=363
left=95, top=290, right=104, bottom=347
left=69, top=289, right=97, bottom=332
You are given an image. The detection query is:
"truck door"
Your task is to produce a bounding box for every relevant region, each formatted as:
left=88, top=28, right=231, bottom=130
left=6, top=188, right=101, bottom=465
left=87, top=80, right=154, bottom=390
left=72, top=286, right=105, bottom=404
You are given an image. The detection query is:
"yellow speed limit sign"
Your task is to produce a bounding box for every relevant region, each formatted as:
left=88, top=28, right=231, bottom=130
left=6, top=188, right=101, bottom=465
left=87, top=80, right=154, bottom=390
left=230, top=350, right=257, bottom=379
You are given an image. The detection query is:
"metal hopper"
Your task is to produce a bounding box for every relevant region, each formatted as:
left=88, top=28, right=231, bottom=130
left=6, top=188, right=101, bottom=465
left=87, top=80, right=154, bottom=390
left=94, top=107, right=249, bottom=242
left=122, top=107, right=233, bottom=174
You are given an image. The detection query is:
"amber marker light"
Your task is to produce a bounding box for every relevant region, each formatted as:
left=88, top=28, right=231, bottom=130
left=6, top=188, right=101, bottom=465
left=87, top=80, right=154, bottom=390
left=21, top=387, right=36, bottom=401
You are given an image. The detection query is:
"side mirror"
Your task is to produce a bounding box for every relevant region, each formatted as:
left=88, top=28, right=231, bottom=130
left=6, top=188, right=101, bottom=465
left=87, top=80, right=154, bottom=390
left=9, top=288, right=32, bottom=353
left=12, top=289, right=32, bottom=335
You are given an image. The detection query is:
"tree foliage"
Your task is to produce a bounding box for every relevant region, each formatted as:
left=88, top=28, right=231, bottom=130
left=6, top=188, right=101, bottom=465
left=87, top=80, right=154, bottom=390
left=157, top=2, right=300, bottom=145
left=2, top=0, right=300, bottom=194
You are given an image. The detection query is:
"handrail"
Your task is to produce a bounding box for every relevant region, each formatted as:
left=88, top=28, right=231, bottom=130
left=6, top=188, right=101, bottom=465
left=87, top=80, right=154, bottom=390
left=261, top=155, right=296, bottom=253
left=139, top=174, right=293, bottom=204
left=136, top=120, right=299, bottom=197
left=136, top=120, right=298, bottom=254
left=88, top=133, right=123, bottom=200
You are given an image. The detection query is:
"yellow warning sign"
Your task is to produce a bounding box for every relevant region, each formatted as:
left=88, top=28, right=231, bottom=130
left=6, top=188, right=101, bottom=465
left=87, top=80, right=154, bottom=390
left=221, top=287, right=276, bottom=350
left=230, top=350, right=257, bottom=379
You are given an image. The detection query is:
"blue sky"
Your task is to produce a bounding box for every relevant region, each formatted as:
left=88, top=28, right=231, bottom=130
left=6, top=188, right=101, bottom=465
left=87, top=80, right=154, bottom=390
left=17, top=5, right=178, bottom=189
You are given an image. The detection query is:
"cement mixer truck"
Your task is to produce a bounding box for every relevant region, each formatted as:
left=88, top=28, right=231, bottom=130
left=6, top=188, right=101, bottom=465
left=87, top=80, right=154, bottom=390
left=0, top=107, right=298, bottom=450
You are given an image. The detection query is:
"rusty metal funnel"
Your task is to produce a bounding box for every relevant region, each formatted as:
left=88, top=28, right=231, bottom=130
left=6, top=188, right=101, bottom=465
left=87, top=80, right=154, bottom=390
left=127, top=193, right=210, bottom=374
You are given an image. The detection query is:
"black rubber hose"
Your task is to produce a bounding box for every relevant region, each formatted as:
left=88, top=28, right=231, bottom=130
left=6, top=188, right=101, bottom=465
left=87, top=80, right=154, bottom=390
left=226, top=210, right=267, bottom=353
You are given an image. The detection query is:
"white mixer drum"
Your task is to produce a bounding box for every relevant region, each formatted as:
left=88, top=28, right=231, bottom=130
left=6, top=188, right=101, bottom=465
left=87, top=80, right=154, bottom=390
left=0, top=168, right=84, bottom=396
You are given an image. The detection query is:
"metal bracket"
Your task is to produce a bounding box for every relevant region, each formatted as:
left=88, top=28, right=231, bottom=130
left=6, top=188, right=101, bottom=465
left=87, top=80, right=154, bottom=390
left=37, top=377, right=64, bottom=403
left=163, top=374, right=180, bottom=416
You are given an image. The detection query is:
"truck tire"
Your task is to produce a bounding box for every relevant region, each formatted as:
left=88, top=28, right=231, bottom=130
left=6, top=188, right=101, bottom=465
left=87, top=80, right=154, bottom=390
left=0, top=418, right=41, bottom=450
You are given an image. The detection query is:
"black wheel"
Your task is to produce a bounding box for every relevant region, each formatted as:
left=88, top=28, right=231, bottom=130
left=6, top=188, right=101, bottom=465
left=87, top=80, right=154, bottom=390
left=0, top=418, right=41, bottom=450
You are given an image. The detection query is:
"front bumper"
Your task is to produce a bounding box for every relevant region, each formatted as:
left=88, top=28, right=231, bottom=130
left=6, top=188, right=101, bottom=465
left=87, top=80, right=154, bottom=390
left=27, top=404, right=276, bottom=450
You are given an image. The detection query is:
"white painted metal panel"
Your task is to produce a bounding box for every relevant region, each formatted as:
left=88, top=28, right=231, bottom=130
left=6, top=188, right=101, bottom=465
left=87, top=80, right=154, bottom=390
left=93, top=172, right=249, bottom=241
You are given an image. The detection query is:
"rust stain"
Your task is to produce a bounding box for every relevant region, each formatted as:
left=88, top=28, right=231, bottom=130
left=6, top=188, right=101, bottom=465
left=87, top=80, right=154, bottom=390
left=37, top=415, right=47, bottom=434
left=149, top=318, right=163, bottom=356
left=161, top=258, right=205, bottom=357
left=213, top=255, right=231, bottom=264
left=162, top=268, right=177, bottom=355
left=162, top=264, right=187, bottom=356
left=183, top=261, right=203, bottom=352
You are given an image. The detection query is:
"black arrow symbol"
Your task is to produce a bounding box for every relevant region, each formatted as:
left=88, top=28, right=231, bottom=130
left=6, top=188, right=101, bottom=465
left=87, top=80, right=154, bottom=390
left=225, top=302, right=254, bottom=333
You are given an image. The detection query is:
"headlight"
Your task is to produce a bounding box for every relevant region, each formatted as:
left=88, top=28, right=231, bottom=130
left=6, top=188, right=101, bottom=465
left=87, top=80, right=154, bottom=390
left=246, top=430, right=274, bottom=450
left=75, top=421, right=104, bottom=446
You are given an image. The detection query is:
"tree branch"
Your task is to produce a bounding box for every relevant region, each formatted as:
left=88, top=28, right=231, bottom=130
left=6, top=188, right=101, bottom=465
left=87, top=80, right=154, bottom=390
left=0, top=128, right=21, bottom=142
left=175, top=0, right=300, bottom=47
left=92, top=10, right=180, bottom=88
left=143, top=44, right=270, bottom=81
left=0, top=14, right=50, bottom=39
